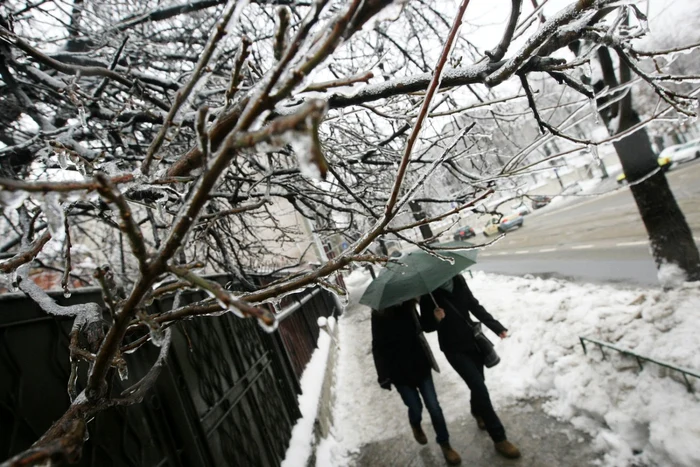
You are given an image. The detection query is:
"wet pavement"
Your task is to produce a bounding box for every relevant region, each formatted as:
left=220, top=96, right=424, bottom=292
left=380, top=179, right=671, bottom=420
left=353, top=400, right=601, bottom=466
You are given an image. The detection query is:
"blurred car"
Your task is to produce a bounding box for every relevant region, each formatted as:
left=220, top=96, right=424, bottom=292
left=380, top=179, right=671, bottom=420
left=560, top=183, right=582, bottom=196
left=483, top=213, right=524, bottom=237
left=530, top=195, right=551, bottom=210
left=512, top=202, right=531, bottom=216
left=371, top=239, right=403, bottom=258
left=660, top=139, right=700, bottom=165
left=452, top=226, right=475, bottom=241
left=616, top=156, right=671, bottom=184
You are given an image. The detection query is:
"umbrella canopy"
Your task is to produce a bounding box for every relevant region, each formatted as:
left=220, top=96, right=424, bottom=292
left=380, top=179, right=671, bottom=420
left=359, top=242, right=478, bottom=310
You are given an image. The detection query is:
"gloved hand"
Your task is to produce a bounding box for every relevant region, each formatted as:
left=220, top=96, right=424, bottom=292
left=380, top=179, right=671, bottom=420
left=379, top=379, right=391, bottom=391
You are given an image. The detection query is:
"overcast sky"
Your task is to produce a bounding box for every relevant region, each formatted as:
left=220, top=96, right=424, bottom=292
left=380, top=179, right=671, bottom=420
left=456, top=0, right=700, bottom=53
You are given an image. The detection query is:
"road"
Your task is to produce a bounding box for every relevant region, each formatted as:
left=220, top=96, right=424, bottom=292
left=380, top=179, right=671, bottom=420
left=470, top=158, right=700, bottom=286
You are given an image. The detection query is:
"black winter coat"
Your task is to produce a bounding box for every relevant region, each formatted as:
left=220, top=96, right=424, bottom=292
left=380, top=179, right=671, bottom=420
left=371, top=301, right=433, bottom=388
left=419, top=275, right=507, bottom=355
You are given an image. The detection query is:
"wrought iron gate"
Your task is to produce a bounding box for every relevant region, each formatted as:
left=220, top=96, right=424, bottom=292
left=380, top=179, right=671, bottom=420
left=0, top=277, right=339, bottom=466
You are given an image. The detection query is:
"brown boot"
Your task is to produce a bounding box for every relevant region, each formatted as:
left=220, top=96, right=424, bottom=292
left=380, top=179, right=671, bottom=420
left=411, top=424, right=427, bottom=445
left=474, top=415, right=486, bottom=431
left=494, top=440, right=521, bottom=459
left=439, top=443, right=462, bottom=465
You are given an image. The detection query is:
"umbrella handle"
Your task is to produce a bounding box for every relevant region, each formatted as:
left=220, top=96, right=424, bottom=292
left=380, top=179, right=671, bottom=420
left=429, top=292, right=439, bottom=308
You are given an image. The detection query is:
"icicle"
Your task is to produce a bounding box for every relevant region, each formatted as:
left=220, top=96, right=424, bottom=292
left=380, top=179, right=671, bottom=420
left=156, top=200, right=166, bottom=225
left=118, top=362, right=129, bottom=381
left=9, top=270, right=19, bottom=292
left=584, top=62, right=593, bottom=82
left=77, top=161, right=87, bottom=178
left=41, top=192, right=66, bottom=244
left=586, top=144, right=598, bottom=159
left=150, top=327, right=166, bottom=347
left=589, top=98, right=599, bottom=124
left=0, top=189, right=29, bottom=211
left=257, top=315, right=279, bottom=333
left=78, top=107, right=88, bottom=131
left=58, top=151, right=68, bottom=170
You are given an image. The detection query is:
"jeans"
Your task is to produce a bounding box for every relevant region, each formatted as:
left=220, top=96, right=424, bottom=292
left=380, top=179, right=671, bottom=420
left=395, top=375, right=449, bottom=444
left=445, top=350, right=507, bottom=442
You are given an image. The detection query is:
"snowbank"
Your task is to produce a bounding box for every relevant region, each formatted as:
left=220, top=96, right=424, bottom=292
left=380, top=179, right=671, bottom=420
left=320, top=271, right=700, bottom=467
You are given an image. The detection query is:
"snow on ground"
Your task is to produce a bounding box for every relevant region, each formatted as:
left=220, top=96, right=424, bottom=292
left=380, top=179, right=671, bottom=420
left=317, top=269, right=700, bottom=467
left=281, top=317, right=336, bottom=467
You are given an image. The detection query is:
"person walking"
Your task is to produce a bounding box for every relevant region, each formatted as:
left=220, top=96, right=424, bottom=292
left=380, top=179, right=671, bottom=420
left=419, top=274, right=521, bottom=459
left=371, top=300, right=461, bottom=465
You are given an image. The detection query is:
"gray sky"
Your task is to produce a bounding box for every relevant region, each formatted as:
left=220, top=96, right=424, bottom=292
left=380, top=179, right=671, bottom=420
left=456, top=0, right=700, bottom=53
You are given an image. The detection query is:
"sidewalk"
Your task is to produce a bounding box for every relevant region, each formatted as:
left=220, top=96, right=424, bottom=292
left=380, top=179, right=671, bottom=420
left=328, top=302, right=601, bottom=467
left=354, top=400, right=599, bottom=466
left=323, top=271, right=700, bottom=467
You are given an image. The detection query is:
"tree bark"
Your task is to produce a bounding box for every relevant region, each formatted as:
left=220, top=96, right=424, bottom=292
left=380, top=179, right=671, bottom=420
left=615, top=113, right=700, bottom=281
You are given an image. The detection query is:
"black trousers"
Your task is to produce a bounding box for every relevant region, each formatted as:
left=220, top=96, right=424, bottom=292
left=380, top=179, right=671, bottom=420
left=444, top=350, right=506, bottom=442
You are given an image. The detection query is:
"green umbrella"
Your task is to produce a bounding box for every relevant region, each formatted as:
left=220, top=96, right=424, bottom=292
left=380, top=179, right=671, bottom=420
left=359, top=241, right=478, bottom=309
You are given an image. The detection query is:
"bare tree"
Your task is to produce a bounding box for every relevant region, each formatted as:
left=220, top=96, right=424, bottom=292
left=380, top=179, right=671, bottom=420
left=0, top=0, right=698, bottom=464
left=572, top=7, right=700, bottom=281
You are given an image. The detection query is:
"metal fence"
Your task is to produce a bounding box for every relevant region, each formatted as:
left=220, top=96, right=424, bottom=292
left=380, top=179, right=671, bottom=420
left=579, top=336, right=700, bottom=392
left=0, top=276, right=341, bottom=466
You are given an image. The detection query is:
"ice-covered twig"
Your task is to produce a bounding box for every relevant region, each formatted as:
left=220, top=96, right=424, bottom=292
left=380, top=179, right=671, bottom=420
left=61, top=215, right=72, bottom=298
left=385, top=0, right=472, bottom=217
left=142, top=0, right=246, bottom=175
left=169, top=265, right=276, bottom=327
left=302, top=71, right=374, bottom=93
left=0, top=25, right=168, bottom=111
left=486, top=0, right=522, bottom=62
left=0, top=231, right=51, bottom=273
left=95, top=173, right=149, bottom=273
left=225, top=36, right=251, bottom=107
left=120, top=328, right=172, bottom=402
left=15, top=264, right=101, bottom=321
left=386, top=189, right=493, bottom=234
left=485, top=0, right=608, bottom=86
left=0, top=174, right=134, bottom=193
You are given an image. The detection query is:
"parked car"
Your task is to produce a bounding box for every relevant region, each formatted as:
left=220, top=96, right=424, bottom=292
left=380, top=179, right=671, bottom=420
left=452, top=226, right=475, bottom=241
left=660, top=139, right=700, bottom=165
left=531, top=195, right=551, bottom=210
left=483, top=213, right=524, bottom=237
left=616, top=155, right=671, bottom=184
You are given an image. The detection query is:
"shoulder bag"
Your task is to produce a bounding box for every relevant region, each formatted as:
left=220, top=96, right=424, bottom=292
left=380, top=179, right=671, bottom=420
left=440, top=297, right=501, bottom=368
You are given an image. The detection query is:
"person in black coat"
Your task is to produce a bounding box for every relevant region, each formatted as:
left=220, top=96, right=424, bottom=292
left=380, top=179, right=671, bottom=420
left=371, top=299, right=461, bottom=465
left=419, top=274, right=521, bottom=459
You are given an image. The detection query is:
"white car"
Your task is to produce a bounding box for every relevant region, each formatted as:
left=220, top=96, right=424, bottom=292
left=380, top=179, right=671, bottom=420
left=512, top=202, right=531, bottom=216
left=659, top=139, right=700, bottom=165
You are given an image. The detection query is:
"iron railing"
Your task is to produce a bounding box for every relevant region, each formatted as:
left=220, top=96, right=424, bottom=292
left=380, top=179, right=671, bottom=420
left=579, top=336, right=700, bottom=392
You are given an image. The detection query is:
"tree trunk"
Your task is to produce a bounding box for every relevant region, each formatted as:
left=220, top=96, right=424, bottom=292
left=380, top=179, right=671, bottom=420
left=614, top=112, right=700, bottom=282
left=591, top=41, right=700, bottom=283
left=409, top=201, right=434, bottom=240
